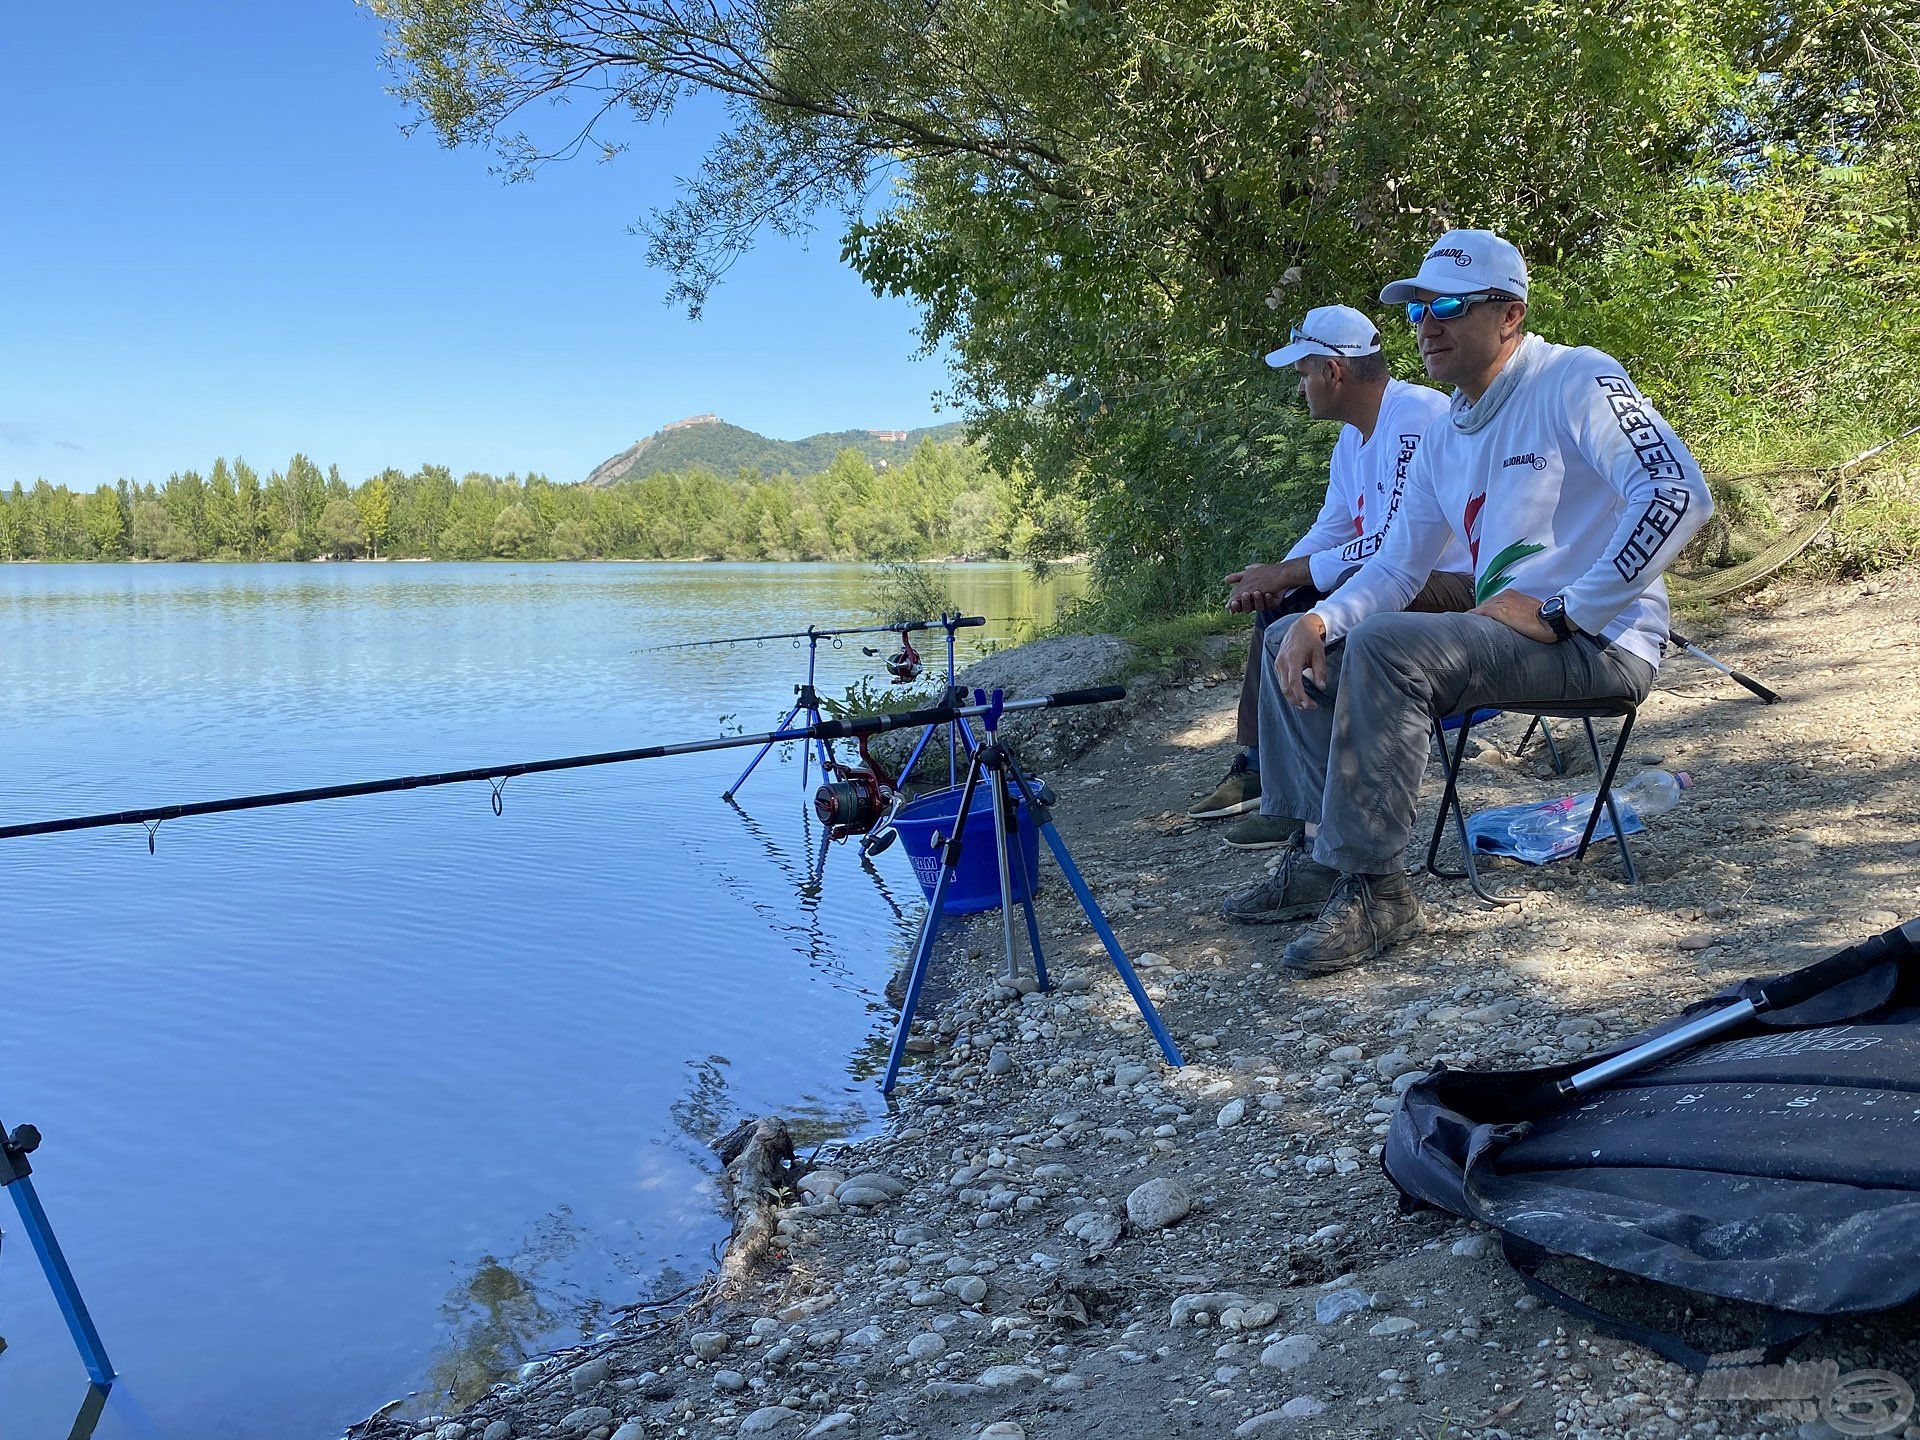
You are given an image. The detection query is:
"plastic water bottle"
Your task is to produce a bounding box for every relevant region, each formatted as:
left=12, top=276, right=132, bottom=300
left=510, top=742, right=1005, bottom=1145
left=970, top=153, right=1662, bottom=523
left=1504, top=769, right=1693, bottom=864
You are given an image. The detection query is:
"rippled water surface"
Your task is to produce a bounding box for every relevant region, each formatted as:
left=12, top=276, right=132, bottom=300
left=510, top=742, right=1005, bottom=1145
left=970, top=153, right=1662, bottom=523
left=0, top=561, right=1082, bottom=1438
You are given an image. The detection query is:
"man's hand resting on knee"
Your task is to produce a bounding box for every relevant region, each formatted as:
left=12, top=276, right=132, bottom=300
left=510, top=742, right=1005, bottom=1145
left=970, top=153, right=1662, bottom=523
left=1274, top=613, right=1329, bottom=709
left=1471, top=589, right=1556, bottom=644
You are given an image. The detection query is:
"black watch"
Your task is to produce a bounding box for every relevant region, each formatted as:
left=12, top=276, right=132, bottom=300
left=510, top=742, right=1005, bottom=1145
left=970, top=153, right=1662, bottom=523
left=1538, top=595, right=1577, bottom=643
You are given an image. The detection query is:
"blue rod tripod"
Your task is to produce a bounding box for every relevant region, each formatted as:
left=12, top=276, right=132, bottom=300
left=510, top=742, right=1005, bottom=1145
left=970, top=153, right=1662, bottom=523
left=722, top=627, right=836, bottom=801
left=880, top=689, right=1185, bottom=1095
left=0, top=1116, right=114, bottom=1386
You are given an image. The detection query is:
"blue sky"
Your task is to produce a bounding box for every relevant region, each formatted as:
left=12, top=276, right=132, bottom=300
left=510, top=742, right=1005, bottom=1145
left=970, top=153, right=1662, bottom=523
left=0, top=3, right=950, bottom=491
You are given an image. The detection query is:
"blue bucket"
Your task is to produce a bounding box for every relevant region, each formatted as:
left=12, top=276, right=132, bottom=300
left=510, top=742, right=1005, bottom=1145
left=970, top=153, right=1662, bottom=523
left=890, top=784, right=1042, bottom=915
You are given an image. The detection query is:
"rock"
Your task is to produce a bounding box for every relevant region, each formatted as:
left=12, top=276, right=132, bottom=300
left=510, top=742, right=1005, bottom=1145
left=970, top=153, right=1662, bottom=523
left=948, top=1275, right=988, bottom=1305
left=835, top=1173, right=906, bottom=1201
left=610, top=1424, right=644, bottom=1440
left=1065, top=1210, right=1123, bottom=1255
left=713, top=1370, right=749, bottom=1392
left=559, top=1408, right=613, bottom=1435
left=797, top=1170, right=845, bottom=1201
left=1238, top=1301, right=1280, bottom=1330
left=568, top=1358, right=610, bottom=1396
left=980, top=1425, right=1027, bottom=1440
left=436, top=1426, right=467, bottom=1440
left=689, top=1331, right=730, bottom=1361
left=805, top=1416, right=854, bottom=1438
left=1125, top=1177, right=1192, bottom=1231
left=976, top=1365, right=1045, bottom=1389
left=1260, top=1335, right=1319, bottom=1373
left=483, top=1424, right=513, bottom=1440
left=1215, top=1098, right=1247, bottom=1129
left=986, top=1045, right=1014, bottom=1077
left=1315, top=1287, right=1370, bottom=1324
left=1114, top=1063, right=1152, bottom=1088
left=907, top=1332, right=947, bottom=1360
left=1368, top=1316, right=1416, bottom=1336
left=1170, top=1292, right=1250, bottom=1329
left=1450, top=1234, right=1494, bottom=1260
left=953, top=636, right=1138, bottom=766
left=739, top=1406, right=803, bottom=1433
left=1281, top=1396, right=1327, bottom=1419
left=1234, top=1412, right=1290, bottom=1437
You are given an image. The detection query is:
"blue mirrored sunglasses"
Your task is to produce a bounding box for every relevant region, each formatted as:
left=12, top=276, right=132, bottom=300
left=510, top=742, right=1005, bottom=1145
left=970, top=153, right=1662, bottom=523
left=1405, top=292, right=1514, bottom=324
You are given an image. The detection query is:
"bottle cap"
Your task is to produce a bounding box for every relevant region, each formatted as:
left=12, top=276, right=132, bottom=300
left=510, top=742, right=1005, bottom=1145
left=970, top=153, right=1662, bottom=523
left=1675, top=771, right=1693, bottom=789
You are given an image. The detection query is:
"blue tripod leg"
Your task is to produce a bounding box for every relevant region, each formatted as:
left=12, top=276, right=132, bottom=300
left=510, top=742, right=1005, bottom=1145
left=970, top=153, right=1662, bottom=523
left=894, top=722, right=938, bottom=792
left=881, top=754, right=986, bottom=1095
left=723, top=699, right=804, bottom=800
left=1004, top=761, right=1182, bottom=1068
left=9, top=1176, right=114, bottom=1386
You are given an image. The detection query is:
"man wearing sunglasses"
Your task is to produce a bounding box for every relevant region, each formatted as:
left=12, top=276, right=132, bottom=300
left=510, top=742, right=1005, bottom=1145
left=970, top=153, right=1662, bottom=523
left=1195, top=306, right=1474, bottom=852
left=1261, top=229, right=1712, bottom=975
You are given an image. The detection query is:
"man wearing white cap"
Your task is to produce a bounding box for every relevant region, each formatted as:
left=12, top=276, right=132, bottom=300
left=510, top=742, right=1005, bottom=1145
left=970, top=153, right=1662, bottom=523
left=1193, top=305, right=1474, bottom=856
left=1258, top=230, right=1712, bottom=974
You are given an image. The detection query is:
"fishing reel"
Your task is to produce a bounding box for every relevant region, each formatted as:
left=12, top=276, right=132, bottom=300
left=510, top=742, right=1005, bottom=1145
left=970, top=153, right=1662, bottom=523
left=862, top=629, right=923, bottom=684
left=814, top=734, right=898, bottom=843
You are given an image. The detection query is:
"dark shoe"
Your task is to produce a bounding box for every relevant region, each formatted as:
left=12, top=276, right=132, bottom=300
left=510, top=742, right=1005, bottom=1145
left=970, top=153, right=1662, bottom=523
left=1223, top=812, right=1300, bottom=849
left=1282, top=872, right=1423, bottom=975
left=1188, top=753, right=1261, bottom=819
left=1222, top=833, right=1337, bottom=924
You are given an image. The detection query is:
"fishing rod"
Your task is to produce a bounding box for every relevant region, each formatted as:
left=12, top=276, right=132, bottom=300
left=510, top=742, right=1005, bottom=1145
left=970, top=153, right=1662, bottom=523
left=642, top=614, right=986, bottom=653
left=1667, top=628, right=1780, bottom=705
left=0, top=687, right=1125, bottom=848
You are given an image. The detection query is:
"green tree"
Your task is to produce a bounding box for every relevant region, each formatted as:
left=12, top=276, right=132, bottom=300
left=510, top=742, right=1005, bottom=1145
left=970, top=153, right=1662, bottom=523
left=356, top=473, right=394, bottom=558
left=320, top=497, right=370, bottom=558
left=491, top=503, right=536, bottom=556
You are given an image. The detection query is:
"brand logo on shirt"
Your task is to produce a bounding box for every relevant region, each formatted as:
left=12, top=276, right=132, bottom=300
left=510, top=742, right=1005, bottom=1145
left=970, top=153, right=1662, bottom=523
left=1596, top=375, right=1693, bottom=580
left=1503, top=452, right=1549, bottom=471
left=1430, top=246, right=1475, bottom=267
left=1338, top=433, right=1422, bottom=564
left=1464, top=492, right=1546, bottom=603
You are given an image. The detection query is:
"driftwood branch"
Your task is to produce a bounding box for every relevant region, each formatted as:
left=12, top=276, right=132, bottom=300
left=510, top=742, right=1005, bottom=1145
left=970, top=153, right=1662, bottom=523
left=713, top=1115, right=800, bottom=1281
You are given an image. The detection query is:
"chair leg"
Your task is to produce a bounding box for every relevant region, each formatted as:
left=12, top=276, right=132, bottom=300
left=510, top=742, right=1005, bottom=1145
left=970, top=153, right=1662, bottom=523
left=1425, top=721, right=1463, bottom=880
left=1430, top=716, right=1523, bottom=906
left=1572, top=712, right=1639, bottom=885
left=1540, top=719, right=1566, bottom=775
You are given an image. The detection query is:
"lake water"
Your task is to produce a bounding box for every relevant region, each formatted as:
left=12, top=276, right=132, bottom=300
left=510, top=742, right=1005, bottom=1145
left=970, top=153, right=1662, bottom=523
left=0, top=561, right=1084, bottom=1439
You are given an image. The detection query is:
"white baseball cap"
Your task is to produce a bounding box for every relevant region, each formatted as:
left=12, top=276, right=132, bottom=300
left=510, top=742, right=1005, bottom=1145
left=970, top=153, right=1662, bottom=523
left=1379, top=229, right=1530, bottom=304
left=1263, top=304, right=1383, bottom=368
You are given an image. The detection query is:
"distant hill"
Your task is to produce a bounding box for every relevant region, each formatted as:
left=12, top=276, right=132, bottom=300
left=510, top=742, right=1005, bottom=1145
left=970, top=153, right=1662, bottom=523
left=583, top=414, right=970, bottom=487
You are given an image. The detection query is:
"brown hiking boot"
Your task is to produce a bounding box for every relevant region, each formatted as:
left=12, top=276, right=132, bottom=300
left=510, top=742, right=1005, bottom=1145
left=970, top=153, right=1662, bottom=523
left=1222, top=832, right=1337, bottom=924
left=1188, top=753, right=1261, bottom=819
left=1282, top=871, right=1423, bottom=975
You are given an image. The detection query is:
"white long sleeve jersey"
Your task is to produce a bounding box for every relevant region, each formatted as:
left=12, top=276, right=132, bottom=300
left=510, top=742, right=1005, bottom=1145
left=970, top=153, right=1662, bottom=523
left=1282, top=380, right=1472, bottom=590
left=1310, top=341, right=1712, bottom=668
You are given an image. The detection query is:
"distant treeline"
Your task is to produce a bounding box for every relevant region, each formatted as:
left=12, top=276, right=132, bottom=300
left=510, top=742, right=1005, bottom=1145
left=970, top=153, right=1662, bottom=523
left=0, top=440, right=1085, bottom=563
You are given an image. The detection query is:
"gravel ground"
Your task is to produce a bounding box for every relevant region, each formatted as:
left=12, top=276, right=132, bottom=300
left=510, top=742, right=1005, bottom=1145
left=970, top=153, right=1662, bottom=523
left=358, top=571, right=1920, bottom=1440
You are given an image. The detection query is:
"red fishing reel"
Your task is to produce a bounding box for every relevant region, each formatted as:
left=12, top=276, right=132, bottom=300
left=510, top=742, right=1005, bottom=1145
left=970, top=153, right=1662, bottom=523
left=883, top=631, right=922, bottom=684
left=813, top=734, right=898, bottom=841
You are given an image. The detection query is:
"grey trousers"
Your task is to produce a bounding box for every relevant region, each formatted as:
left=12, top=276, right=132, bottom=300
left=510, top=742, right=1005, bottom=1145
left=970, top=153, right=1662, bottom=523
left=1255, top=571, right=1475, bottom=815
left=1258, top=609, right=1656, bottom=875
left=1236, top=570, right=1478, bottom=746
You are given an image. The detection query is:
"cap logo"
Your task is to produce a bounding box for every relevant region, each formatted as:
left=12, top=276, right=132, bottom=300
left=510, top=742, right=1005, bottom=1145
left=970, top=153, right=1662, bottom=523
left=1429, top=246, right=1474, bottom=267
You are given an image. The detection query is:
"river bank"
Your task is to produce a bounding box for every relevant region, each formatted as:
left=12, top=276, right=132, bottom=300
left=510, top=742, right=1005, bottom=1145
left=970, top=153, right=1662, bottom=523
left=355, top=571, right=1920, bottom=1440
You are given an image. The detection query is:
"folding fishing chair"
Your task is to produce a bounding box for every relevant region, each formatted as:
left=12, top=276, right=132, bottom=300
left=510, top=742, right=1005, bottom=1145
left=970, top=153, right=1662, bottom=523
left=1427, top=698, right=1640, bottom=906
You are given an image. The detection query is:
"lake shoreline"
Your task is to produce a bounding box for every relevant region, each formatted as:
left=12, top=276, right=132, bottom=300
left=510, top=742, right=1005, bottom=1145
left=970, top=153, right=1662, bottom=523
left=351, top=572, right=1920, bottom=1440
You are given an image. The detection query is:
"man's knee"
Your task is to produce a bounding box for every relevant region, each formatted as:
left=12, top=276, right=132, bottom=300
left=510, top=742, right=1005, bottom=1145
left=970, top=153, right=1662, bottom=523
left=1347, top=610, right=1443, bottom=668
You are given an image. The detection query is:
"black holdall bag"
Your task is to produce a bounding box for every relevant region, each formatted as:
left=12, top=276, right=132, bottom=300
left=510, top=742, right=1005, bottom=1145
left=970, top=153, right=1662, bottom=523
left=1383, top=919, right=1920, bottom=1371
